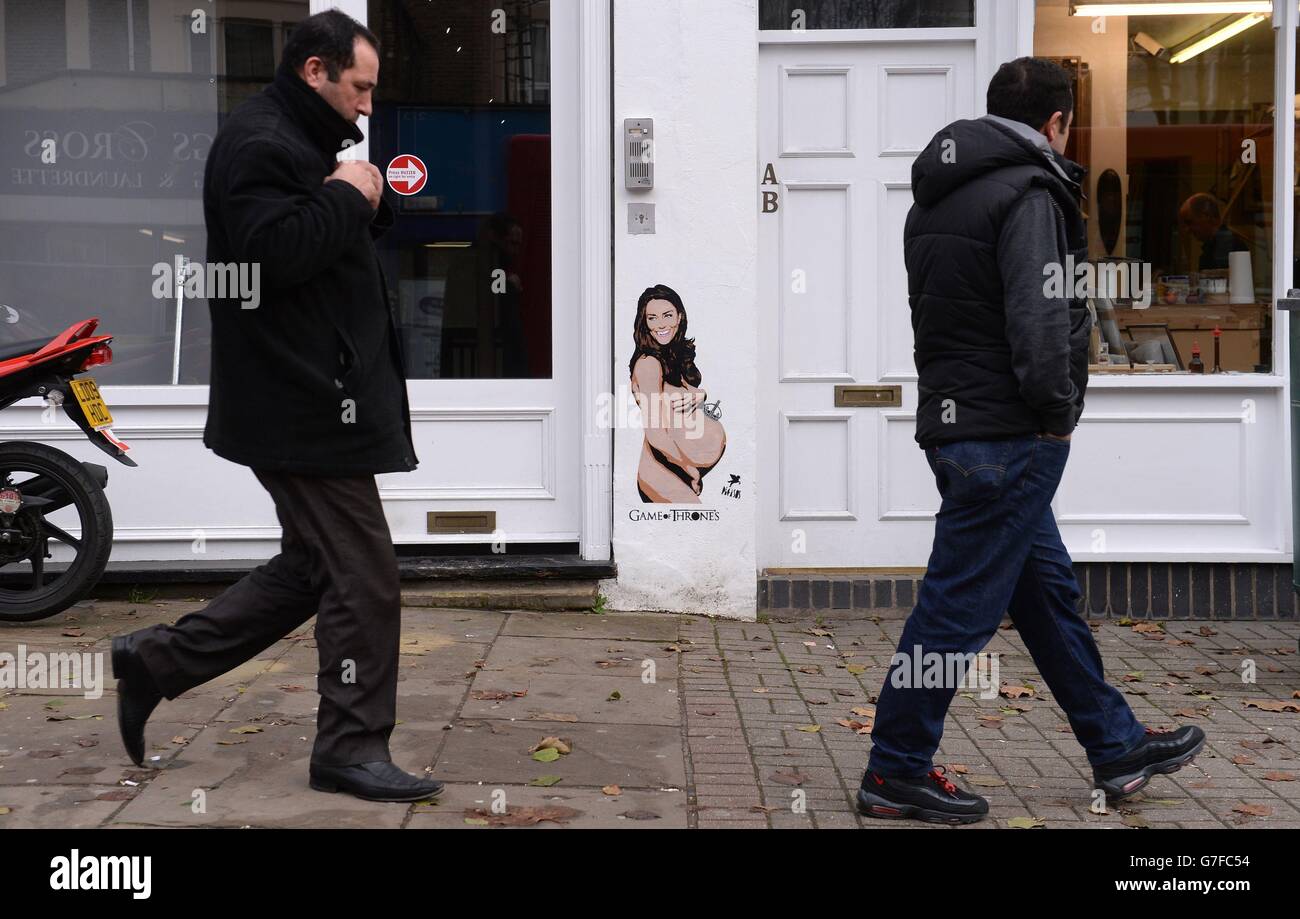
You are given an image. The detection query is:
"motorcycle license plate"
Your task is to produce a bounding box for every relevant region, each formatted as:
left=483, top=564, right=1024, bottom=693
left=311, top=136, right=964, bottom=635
left=70, top=378, right=113, bottom=430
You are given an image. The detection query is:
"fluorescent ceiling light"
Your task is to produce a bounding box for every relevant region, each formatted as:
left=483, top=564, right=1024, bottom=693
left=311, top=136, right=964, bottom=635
left=1169, top=12, right=1267, bottom=61
left=1072, top=2, right=1271, bottom=14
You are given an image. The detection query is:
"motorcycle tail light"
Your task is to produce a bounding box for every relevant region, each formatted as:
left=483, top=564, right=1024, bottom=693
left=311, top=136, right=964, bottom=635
left=82, top=344, right=112, bottom=369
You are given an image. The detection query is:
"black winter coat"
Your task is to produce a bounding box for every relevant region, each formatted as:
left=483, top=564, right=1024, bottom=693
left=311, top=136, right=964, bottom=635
left=201, top=62, right=417, bottom=476
left=904, top=116, right=1090, bottom=448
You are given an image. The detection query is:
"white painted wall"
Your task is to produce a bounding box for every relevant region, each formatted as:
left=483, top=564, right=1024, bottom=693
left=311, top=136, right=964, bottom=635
left=601, top=0, right=759, bottom=620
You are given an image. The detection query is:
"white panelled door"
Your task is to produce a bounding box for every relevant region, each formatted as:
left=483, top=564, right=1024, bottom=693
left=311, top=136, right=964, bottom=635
left=757, top=39, right=978, bottom=569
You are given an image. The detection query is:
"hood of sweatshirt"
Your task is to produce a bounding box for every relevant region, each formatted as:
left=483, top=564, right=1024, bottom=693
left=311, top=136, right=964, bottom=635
left=910, top=114, right=1085, bottom=209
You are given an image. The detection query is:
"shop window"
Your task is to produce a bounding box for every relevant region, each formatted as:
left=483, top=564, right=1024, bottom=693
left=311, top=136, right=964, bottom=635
left=220, top=19, right=280, bottom=112
left=367, top=0, right=554, bottom=379
left=1294, top=57, right=1298, bottom=297
left=223, top=20, right=275, bottom=81
left=88, top=0, right=151, bottom=73
left=189, top=17, right=213, bottom=75
left=759, top=0, right=975, bottom=30
left=1035, top=0, right=1278, bottom=375
left=0, top=1, right=310, bottom=385
left=4, top=0, right=67, bottom=84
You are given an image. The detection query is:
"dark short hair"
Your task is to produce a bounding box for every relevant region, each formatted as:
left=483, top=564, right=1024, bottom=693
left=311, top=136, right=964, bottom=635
left=282, top=9, right=379, bottom=82
left=987, top=57, right=1074, bottom=131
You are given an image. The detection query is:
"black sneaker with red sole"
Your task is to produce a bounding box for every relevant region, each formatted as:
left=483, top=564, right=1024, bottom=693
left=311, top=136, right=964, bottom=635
left=1092, top=725, right=1206, bottom=801
left=856, top=766, right=989, bottom=825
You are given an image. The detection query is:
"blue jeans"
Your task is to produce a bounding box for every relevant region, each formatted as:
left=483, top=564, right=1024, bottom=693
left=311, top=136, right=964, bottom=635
left=867, top=434, right=1146, bottom=778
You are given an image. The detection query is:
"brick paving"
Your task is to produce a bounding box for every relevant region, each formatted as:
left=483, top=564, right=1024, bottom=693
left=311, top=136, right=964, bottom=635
left=685, top=614, right=1300, bottom=829
left=1, top=600, right=1297, bottom=828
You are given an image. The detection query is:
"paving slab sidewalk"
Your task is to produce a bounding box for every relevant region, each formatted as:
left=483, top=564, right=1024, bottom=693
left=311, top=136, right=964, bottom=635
left=1, top=601, right=1297, bottom=829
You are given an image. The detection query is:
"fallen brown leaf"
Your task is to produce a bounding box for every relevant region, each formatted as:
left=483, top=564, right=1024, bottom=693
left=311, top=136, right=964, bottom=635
left=1232, top=802, right=1271, bottom=818
left=1244, top=700, right=1300, bottom=713
left=999, top=685, right=1035, bottom=699
left=471, top=690, right=514, bottom=701
left=527, top=736, right=572, bottom=755
left=464, top=805, right=580, bottom=827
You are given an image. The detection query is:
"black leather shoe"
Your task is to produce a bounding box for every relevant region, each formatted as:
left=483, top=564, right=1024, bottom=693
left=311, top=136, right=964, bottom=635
left=1093, top=725, right=1206, bottom=801
left=309, top=761, right=444, bottom=803
left=111, top=634, right=164, bottom=767
left=857, top=766, right=989, bottom=825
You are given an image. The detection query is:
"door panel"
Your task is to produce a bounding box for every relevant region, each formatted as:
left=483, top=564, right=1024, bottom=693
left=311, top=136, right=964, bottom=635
left=758, top=40, right=977, bottom=569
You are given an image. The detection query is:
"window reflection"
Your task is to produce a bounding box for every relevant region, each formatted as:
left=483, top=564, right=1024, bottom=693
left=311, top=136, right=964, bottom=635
left=1035, top=0, right=1276, bottom=374
left=0, top=0, right=310, bottom=385
left=368, top=0, right=552, bottom=380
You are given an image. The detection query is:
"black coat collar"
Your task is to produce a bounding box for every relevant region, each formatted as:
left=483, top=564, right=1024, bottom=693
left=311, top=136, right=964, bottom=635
left=266, top=61, right=364, bottom=164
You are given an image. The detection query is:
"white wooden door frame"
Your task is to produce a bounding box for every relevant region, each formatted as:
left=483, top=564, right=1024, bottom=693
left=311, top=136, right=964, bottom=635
left=1271, top=0, right=1298, bottom=559
left=575, top=0, right=614, bottom=562
left=757, top=0, right=1028, bottom=79
left=322, top=0, right=613, bottom=560
left=755, top=1, right=1009, bottom=571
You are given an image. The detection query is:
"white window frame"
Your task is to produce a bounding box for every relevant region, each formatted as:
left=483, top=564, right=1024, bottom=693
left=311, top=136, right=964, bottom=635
left=317, top=0, right=613, bottom=560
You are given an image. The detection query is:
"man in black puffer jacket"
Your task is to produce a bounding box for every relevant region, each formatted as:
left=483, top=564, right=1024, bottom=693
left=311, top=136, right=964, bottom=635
left=856, top=58, right=1204, bottom=825
left=109, top=10, right=442, bottom=804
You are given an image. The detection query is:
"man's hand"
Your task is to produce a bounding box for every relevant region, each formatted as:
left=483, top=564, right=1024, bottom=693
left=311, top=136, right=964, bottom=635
left=1042, top=432, right=1072, bottom=442
left=326, top=161, right=382, bottom=211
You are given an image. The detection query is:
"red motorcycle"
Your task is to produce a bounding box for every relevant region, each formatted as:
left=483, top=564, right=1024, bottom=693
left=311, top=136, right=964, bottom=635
left=0, top=319, right=134, bottom=621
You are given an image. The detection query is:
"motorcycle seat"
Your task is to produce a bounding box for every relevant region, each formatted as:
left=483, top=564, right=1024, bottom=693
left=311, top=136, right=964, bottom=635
left=0, top=338, right=53, bottom=363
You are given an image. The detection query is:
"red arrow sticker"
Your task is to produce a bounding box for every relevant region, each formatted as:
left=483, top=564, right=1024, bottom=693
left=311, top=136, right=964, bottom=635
left=386, top=154, right=427, bottom=196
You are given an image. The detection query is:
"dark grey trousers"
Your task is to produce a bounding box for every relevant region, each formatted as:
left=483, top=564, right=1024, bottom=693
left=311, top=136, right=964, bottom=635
left=132, top=469, right=401, bottom=766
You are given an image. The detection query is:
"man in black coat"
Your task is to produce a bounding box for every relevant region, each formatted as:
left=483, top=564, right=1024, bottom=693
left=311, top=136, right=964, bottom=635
left=110, top=10, right=440, bottom=803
